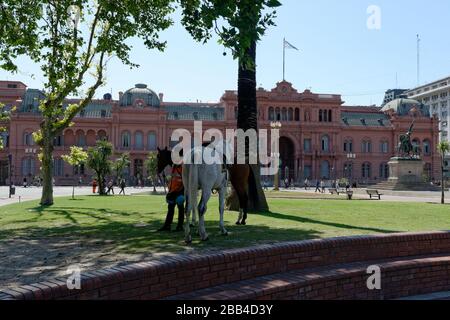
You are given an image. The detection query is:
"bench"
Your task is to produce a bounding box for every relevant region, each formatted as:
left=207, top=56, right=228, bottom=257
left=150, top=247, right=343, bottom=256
left=329, top=188, right=340, bottom=195
left=367, top=189, right=383, bottom=200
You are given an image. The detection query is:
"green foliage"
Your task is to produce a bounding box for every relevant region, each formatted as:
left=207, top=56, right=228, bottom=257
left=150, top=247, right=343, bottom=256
left=0, top=0, right=174, bottom=204
left=438, top=141, right=450, bottom=156
left=87, top=140, right=113, bottom=195
left=180, top=0, right=281, bottom=68
left=145, top=152, right=158, bottom=179
left=113, top=153, right=131, bottom=181
left=145, top=152, right=159, bottom=192
left=0, top=103, right=15, bottom=150
left=62, top=146, right=88, bottom=166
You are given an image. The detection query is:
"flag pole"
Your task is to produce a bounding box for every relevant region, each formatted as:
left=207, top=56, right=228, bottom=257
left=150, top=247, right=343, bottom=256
left=283, top=37, right=286, bottom=81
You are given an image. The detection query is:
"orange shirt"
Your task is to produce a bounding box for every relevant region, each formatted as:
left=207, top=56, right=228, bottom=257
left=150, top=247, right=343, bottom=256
left=168, top=166, right=183, bottom=193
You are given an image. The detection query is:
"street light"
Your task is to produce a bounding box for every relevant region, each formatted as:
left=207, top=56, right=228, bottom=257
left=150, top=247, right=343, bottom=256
left=346, top=153, right=356, bottom=186
left=7, top=154, right=14, bottom=198
left=270, top=121, right=282, bottom=191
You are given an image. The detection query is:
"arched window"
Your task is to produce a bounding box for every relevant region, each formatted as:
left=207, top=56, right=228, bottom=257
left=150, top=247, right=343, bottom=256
left=361, top=140, right=372, bottom=153
left=21, top=157, right=35, bottom=176
left=321, top=135, right=330, bottom=152
left=134, top=131, right=143, bottom=150
left=23, top=132, right=34, bottom=146
left=344, top=139, right=353, bottom=153
left=362, top=163, right=372, bottom=179
left=380, top=141, right=389, bottom=153
left=268, top=107, right=275, bottom=121
left=423, top=139, right=431, bottom=155
left=76, top=131, right=86, bottom=147
left=275, top=107, right=281, bottom=121
left=379, top=163, right=389, bottom=179
left=234, top=106, right=238, bottom=120
left=121, top=131, right=131, bottom=148
left=53, top=158, right=64, bottom=177
left=147, top=132, right=157, bottom=151
left=288, top=108, right=294, bottom=121
left=295, top=108, right=300, bottom=122
left=343, top=162, right=353, bottom=178
left=281, top=108, right=287, bottom=121
left=412, top=139, right=420, bottom=148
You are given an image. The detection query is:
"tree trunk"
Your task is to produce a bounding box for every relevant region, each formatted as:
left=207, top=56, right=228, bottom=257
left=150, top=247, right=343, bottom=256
left=442, top=155, right=445, bottom=205
left=98, top=174, right=106, bottom=196
left=228, top=39, right=269, bottom=212
left=40, top=141, right=54, bottom=206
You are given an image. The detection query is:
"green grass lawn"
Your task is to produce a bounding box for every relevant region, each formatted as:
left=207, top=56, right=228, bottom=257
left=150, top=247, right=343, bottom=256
left=1, top=194, right=450, bottom=254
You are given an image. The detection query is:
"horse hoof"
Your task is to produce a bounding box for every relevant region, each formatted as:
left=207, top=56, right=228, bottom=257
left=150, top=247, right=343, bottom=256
left=236, top=221, right=241, bottom=226
left=241, top=221, right=247, bottom=226
left=185, top=240, right=192, bottom=245
left=201, top=237, right=209, bottom=242
left=222, top=231, right=229, bottom=236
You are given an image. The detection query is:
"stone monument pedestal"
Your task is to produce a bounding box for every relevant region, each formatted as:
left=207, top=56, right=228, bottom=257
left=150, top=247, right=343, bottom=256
left=388, top=157, right=424, bottom=184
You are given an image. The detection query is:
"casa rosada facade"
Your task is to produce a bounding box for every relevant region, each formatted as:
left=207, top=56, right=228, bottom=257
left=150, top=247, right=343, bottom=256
left=0, top=80, right=441, bottom=186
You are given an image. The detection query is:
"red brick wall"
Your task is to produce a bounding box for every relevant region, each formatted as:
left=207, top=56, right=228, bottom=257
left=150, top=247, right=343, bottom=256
left=2, top=231, right=450, bottom=300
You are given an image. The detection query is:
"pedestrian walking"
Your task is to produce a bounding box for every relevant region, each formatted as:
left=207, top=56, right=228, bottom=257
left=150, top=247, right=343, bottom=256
left=119, top=179, right=126, bottom=195
left=315, top=180, right=321, bottom=193
left=107, top=179, right=115, bottom=195
left=321, top=179, right=325, bottom=193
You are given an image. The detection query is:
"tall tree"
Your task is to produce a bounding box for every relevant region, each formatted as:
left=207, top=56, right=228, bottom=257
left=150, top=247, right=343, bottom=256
left=145, top=152, right=159, bottom=194
left=113, top=153, right=130, bottom=182
left=438, top=141, right=450, bottom=205
left=62, top=146, right=88, bottom=199
left=87, top=140, right=113, bottom=196
left=180, top=0, right=281, bottom=211
left=0, top=0, right=174, bottom=205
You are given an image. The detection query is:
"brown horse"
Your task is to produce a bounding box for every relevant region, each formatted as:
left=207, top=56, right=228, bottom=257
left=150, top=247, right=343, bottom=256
left=156, top=147, right=250, bottom=226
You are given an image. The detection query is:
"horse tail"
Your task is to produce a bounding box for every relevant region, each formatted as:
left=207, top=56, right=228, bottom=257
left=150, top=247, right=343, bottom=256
left=186, top=163, right=199, bottom=219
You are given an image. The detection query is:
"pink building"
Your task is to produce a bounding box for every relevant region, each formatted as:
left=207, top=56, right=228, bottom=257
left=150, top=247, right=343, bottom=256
left=0, top=80, right=441, bottom=186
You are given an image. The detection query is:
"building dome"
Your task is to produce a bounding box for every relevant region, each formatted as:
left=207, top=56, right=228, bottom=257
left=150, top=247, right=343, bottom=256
left=381, top=98, right=430, bottom=117
left=120, top=83, right=160, bottom=108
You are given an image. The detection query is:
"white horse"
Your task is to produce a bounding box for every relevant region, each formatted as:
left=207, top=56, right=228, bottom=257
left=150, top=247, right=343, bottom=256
left=182, top=144, right=229, bottom=244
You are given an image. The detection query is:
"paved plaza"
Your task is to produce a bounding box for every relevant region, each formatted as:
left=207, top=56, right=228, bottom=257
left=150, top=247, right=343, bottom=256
left=1, top=186, right=449, bottom=208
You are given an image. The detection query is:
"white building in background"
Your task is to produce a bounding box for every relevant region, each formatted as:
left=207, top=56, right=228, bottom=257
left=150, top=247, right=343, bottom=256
left=406, top=76, right=450, bottom=143
left=406, top=76, right=450, bottom=178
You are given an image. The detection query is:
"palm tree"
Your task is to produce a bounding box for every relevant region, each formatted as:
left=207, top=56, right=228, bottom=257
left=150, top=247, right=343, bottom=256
left=236, top=40, right=269, bottom=212
left=438, top=141, right=450, bottom=204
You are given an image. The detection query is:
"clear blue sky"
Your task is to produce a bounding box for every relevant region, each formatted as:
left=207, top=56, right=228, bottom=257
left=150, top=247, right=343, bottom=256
left=1, top=0, right=450, bottom=106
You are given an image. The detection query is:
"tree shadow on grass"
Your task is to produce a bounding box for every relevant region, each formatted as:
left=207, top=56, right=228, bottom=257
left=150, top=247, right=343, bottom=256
left=257, top=211, right=400, bottom=234
left=0, top=217, right=322, bottom=288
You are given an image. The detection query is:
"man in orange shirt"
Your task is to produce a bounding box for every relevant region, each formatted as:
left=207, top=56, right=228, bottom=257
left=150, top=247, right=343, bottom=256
left=158, top=164, right=185, bottom=232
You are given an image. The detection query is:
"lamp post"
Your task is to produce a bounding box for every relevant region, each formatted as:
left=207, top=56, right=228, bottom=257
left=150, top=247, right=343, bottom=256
left=346, top=153, right=356, bottom=186
left=270, top=121, right=282, bottom=191
left=7, top=153, right=13, bottom=198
